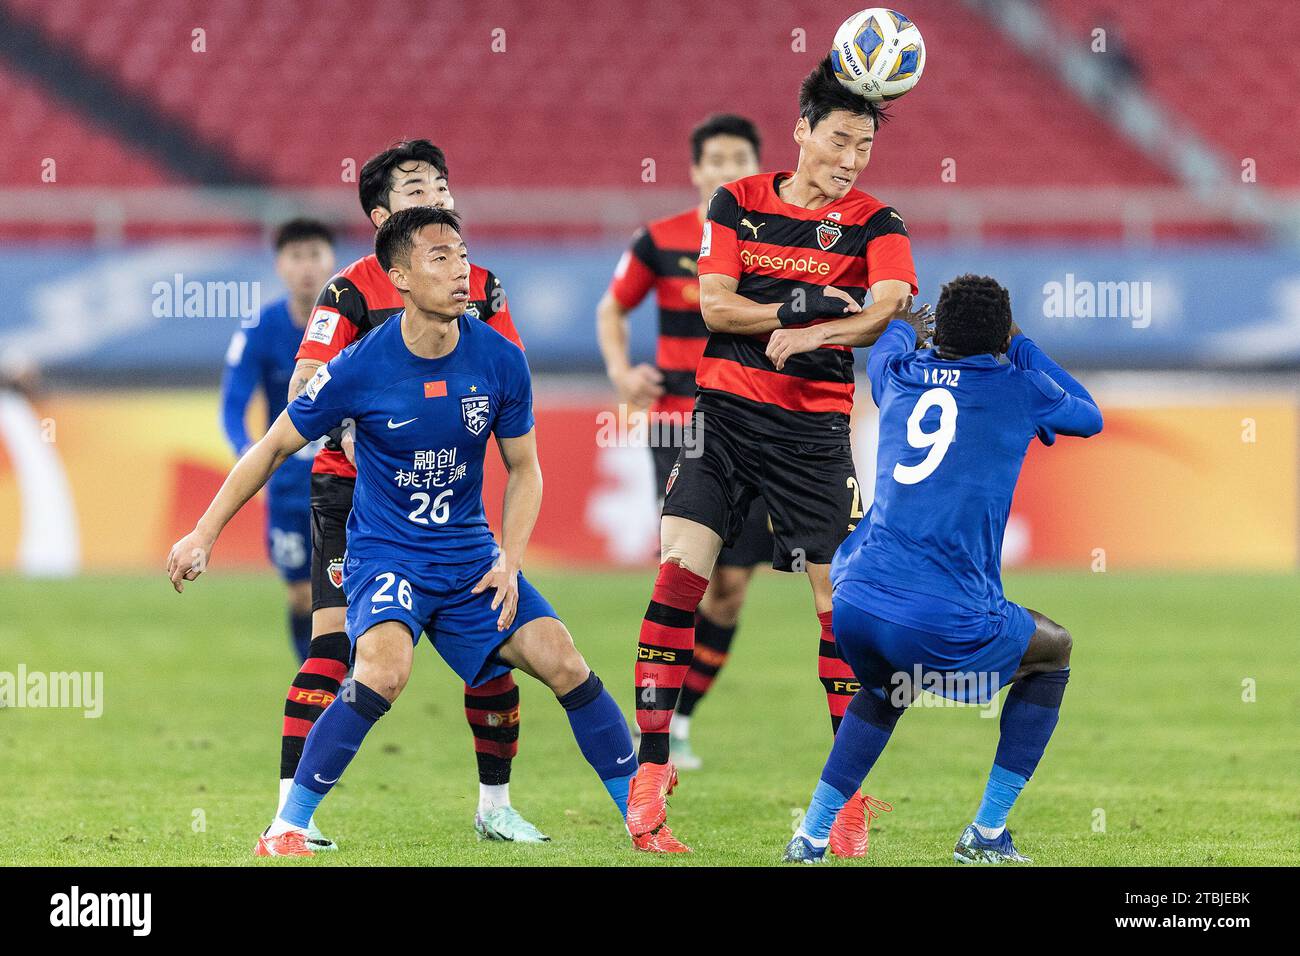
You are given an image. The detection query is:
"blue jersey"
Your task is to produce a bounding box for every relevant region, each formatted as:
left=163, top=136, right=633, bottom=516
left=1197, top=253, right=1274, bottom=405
left=285, top=312, right=533, bottom=566
left=833, top=321, right=1103, bottom=637
left=220, top=297, right=314, bottom=495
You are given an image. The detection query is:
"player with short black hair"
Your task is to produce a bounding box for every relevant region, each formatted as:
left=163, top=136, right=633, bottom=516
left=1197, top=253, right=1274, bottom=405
left=357, top=140, right=451, bottom=221
left=798, top=55, right=889, bottom=131
left=220, top=217, right=335, bottom=661
left=931, top=273, right=1014, bottom=357
left=168, top=208, right=638, bottom=857
left=625, top=57, right=925, bottom=854
left=374, top=205, right=462, bottom=270
left=276, top=140, right=539, bottom=850
left=596, top=113, right=765, bottom=771
left=785, top=275, right=1102, bottom=863
left=273, top=217, right=336, bottom=251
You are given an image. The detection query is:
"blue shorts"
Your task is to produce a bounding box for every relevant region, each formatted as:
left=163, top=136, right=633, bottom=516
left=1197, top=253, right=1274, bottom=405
left=343, top=554, right=560, bottom=687
left=266, top=491, right=311, bottom=583
left=831, top=592, right=1036, bottom=704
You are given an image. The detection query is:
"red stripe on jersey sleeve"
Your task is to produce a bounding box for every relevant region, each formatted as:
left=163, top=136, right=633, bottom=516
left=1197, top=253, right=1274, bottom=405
left=697, top=221, right=740, bottom=279
left=609, top=247, right=657, bottom=310
left=696, top=356, right=854, bottom=415
left=866, top=232, right=918, bottom=293
left=295, top=305, right=359, bottom=364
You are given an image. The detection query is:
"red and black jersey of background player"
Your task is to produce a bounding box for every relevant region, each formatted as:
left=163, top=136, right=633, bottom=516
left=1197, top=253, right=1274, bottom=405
left=606, top=208, right=707, bottom=419
left=296, top=253, right=522, bottom=477
left=696, top=171, right=918, bottom=442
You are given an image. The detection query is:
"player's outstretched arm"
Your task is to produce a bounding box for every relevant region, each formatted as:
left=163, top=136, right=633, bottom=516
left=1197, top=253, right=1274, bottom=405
left=1007, top=328, right=1103, bottom=440
left=699, top=274, right=786, bottom=335
left=166, top=411, right=310, bottom=592
left=472, top=428, right=544, bottom=631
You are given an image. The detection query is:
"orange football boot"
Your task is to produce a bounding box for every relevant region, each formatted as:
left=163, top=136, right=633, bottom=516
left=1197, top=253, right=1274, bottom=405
left=625, top=762, right=679, bottom=837
left=631, top=823, right=692, bottom=854
left=829, top=792, right=893, bottom=858
left=254, top=829, right=316, bottom=857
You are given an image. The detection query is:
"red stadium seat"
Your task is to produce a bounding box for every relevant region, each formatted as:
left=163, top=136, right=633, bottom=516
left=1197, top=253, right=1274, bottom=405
left=1043, top=0, right=1300, bottom=185
left=1, top=0, right=1173, bottom=189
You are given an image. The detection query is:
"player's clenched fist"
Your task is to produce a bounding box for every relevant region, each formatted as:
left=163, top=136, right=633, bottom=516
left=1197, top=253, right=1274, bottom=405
left=472, top=560, right=520, bottom=631
left=166, top=530, right=214, bottom=593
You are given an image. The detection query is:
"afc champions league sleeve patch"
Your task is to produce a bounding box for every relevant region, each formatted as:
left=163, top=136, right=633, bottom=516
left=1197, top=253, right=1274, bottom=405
left=306, top=307, right=341, bottom=345
left=304, top=365, right=332, bottom=401
left=460, top=393, right=491, bottom=436
left=699, top=220, right=712, bottom=257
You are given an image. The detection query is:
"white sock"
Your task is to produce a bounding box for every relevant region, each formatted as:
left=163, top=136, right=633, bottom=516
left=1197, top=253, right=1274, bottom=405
left=797, top=827, right=829, bottom=849
left=670, top=713, right=691, bottom=741
left=479, top=783, right=510, bottom=814
left=974, top=822, right=1005, bottom=840
left=278, top=778, right=317, bottom=832
left=266, top=816, right=306, bottom=837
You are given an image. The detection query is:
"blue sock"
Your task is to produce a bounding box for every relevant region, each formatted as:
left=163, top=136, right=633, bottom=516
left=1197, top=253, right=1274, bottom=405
left=289, top=611, right=313, bottom=663
left=282, top=678, right=390, bottom=828
left=557, top=672, right=636, bottom=817
left=802, top=688, right=905, bottom=841
left=975, top=668, right=1069, bottom=831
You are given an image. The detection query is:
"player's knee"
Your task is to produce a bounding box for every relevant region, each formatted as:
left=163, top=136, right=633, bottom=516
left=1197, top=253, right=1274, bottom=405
left=357, top=666, right=407, bottom=702
left=1036, top=619, right=1072, bottom=670
left=1054, top=624, right=1073, bottom=668
left=547, top=634, right=591, bottom=696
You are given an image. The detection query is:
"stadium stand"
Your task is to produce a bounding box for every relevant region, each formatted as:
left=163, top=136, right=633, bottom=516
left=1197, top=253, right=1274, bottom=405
left=1043, top=0, right=1300, bottom=185
left=0, top=61, right=175, bottom=187
left=2, top=0, right=1171, bottom=188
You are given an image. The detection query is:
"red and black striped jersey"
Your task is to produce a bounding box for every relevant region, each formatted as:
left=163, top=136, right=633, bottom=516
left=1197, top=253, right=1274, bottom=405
left=607, top=207, right=707, bottom=419
left=296, top=253, right=522, bottom=477
left=696, top=171, right=918, bottom=443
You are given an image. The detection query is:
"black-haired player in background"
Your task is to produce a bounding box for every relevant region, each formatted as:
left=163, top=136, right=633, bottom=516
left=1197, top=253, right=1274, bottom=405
left=276, top=140, right=543, bottom=849
left=596, top=114, right=765, bottom=770
left=626, top=59, right=923, bottom=854
left=220, top=218, right=335, bottom=662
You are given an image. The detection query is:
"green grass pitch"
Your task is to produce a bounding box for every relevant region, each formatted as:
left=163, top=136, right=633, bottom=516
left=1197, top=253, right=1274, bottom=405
left=1, top=569, right=1296, bottom=866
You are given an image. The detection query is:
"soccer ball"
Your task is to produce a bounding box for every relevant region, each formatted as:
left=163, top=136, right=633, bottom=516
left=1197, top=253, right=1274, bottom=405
left=830, top=8, right=926, bottom=102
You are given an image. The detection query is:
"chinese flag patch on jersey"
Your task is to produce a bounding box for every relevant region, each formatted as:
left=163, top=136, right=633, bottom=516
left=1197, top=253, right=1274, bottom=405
left=424, top=380, right=447, bottom=398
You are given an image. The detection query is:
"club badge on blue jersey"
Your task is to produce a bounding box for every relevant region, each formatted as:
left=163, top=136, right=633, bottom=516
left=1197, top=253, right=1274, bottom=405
left=461, top=394, right=491, bottom=436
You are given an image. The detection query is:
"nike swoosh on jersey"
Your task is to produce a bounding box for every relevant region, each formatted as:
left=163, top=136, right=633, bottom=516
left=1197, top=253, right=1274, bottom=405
left=387, top=417, right=418, bottom=429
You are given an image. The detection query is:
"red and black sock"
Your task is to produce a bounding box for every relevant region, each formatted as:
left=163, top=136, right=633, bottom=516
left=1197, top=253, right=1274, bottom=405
left=280, top=630, right=350, bottom=779
left=634, top=562, right=708, bottom=764
left=675, top=610, right=737, bottom=718
left=817, top=610, right=859, bottom=735
left=464, top=673, right=520, bottom=786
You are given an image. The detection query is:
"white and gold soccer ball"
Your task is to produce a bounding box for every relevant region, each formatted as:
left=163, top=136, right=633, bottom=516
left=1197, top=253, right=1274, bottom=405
left=830, top=8, right=926, bottom=102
